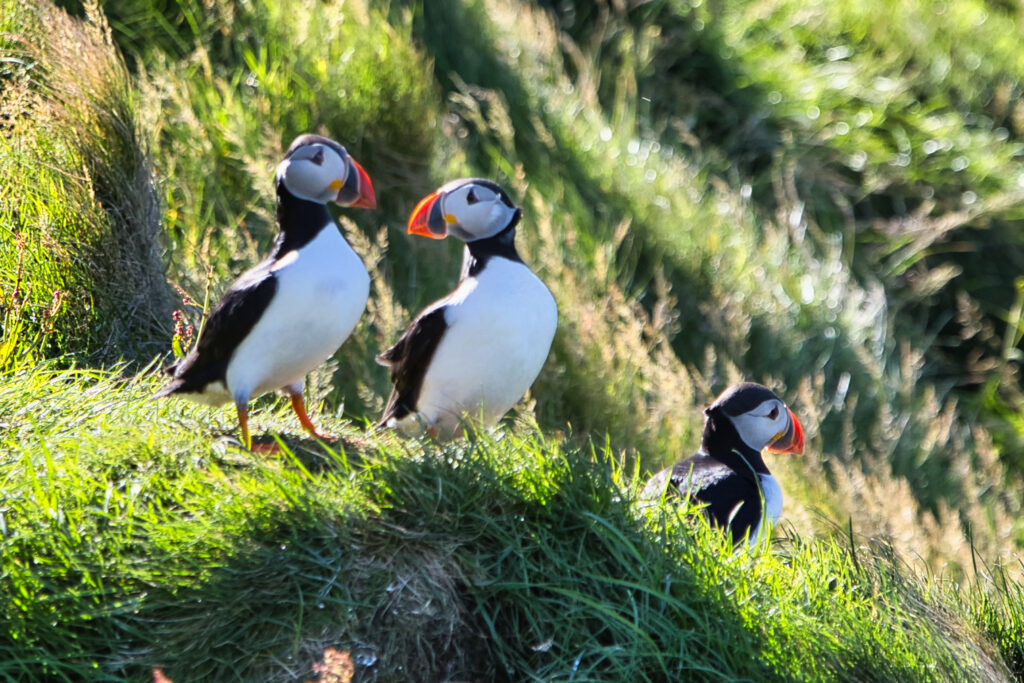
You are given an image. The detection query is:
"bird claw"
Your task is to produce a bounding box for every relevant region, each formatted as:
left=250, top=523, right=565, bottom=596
left=250, top=440, right=283, bottom=454
left=307, top=430, right=334, bottom=442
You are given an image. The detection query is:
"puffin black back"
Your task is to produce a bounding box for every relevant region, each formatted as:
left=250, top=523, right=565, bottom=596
left=155, top=134, right=376, bottom=449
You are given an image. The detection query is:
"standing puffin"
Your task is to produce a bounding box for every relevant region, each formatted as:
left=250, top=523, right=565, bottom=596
left=376, top=178, right=558, bottom=439
left=643, top=382, right=805, bottom=546
left=156, top=134, right=376, bottom=450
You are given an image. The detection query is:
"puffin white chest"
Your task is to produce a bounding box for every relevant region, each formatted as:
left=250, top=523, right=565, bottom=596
left=748, top=473, right=784, bottom=546
left=758, top=473, right=783, bottom=523
left=226, top=225, right=369, bottom=400
left=417, top=257, right=557, bottom=431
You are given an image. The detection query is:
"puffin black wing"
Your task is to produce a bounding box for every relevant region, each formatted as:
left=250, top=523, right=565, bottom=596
left=376, top=305, right=449, bottom=425
left=156, top=264, right=278, bottom=397
left=667, top=454, right=764, bottom=544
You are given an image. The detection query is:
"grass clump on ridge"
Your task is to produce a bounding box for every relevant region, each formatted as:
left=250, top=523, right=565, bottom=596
left=0, top=0, right=170, bottom=366
left=0, top=365, right=1018, bottom=681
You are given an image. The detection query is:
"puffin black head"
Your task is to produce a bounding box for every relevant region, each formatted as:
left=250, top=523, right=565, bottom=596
left=406, top=178, right=520, bottom=243
left=277, top=134, right=376, bottom=208
left=703, top=382, right=804, bottom=455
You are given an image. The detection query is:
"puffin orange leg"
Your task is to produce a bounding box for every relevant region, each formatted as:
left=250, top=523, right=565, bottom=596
left=236, top=402, right=252, bottom=450
left=289, top=391, right=331, bottom=440
left=238, top=401, right=281, bottom=453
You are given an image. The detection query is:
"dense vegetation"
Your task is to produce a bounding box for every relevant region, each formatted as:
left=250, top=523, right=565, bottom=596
left=2, top=0, right=1023, bottom=680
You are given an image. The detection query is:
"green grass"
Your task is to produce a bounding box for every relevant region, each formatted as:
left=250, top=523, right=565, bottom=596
left=0, top=0, right=170, bottom=366
left=3, top=0, right=1024, bottom=679
left=0, top=365, right=1020, bottom=681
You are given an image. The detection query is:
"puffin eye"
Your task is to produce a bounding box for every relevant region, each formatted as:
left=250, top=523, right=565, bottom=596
left=465, top=188, right=478, bottom=205
left=767, top=405, right=779, bottom=420
left=311, top=148, right=325, bottom=166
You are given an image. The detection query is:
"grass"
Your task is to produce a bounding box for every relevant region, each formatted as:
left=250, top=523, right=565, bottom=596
left=2, top=0, right=1024, bottom=679
left=0, top=0, right=170, bottom=365
left=0, top=364, right=1020, bottom=681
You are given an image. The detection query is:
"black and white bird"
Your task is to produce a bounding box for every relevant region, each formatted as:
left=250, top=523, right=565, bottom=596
left=643, top=382, right=805, bottom=546
left=376, top=178, right=558, bottom=439
left=156, top=134, right=376, bottom=450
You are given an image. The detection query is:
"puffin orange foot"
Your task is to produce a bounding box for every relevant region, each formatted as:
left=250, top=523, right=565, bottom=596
left=253, top=438, right=286, bottom=454
left=288, top=393, right=333, bottom=441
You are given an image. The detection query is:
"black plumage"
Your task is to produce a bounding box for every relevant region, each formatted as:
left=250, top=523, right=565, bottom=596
left=660, top=415, right=770, bottom=544
left=376, top=306, right=448, bottom=425
left=156, top=157, right=332, bottom=399
left=460, top=214, right=523, bottom=278
left=644, top=382, right=804, bottom=546
left=157, top=273, right=277, bottom=398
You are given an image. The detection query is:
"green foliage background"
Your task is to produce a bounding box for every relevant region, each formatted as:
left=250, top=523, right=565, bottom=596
left=2, top=0, right=1024, bottom=680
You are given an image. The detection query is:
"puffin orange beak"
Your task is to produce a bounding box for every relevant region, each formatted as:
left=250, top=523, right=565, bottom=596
left=337, top=158, right=378, bottom=209
left=407, top=190, right=449, bottom=239
left=769, top=408, right=805, bottom=454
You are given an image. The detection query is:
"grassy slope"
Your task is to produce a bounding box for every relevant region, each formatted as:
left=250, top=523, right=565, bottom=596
left=0, top=0, right=170, bottom=366
left=1, top=365, right=1021, bottom=681
left=1, top=0, right=1024, bottom=680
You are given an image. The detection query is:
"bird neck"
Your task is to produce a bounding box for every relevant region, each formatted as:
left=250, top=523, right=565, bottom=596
left=273, top=182, right=333, bottom=256
left=701, top=412, right=771, bottom=477
left=461, top=215, right=523, bottom=279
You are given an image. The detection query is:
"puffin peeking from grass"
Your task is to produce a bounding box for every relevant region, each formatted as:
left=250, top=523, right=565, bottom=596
left=643, top=382, right=805, bottom=546
left=376, top=178, right=558, bottom=439
left=156, top=134, right=376, bottom=450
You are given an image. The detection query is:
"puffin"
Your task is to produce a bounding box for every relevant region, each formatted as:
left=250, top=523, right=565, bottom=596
left=643, top=382, right=805, bottom=546
left=155, top=134, right=376, bottom=450
left=376, top=178, right=558, bottom=439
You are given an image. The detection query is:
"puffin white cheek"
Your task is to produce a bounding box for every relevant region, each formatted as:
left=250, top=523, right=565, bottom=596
left=323, top=154, right=348, bottom=184
left=732, top=413, right=781, bottom=451
left=490, top=203, right=511, bottom=225
left=281, top=161, right=330, bottom=201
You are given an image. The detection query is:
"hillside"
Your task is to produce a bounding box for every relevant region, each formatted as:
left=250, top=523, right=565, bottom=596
left=2, top=0, right=1024, bottom=680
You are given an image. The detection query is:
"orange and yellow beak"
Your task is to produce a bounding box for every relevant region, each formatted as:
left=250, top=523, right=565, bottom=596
left=769, top=408, right=805, bottom=454
left=335, top=158, right=376, bottom=209
left=407, top=189, right=450, bottom=239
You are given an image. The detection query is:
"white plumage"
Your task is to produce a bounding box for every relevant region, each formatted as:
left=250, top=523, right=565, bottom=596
left=748, top=473, right=784, bottom=545
left=378, top=178, right=558, bottom=439
left=226, top=223, right=369, bottom=404
left=396, top=257, right=557, bottom=436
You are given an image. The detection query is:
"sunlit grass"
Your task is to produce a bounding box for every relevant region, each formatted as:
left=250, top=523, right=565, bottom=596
left=0, top=0, right=170, bottom=365
left=2, top=0, right=1024, bottom=678
left=0, top=364, right=1019, bottom=681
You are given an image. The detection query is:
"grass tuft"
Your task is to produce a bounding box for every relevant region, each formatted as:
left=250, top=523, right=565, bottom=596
left=0, top=0, right=171, bottom=364
left=1, top=366, right=1021, bottom=680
